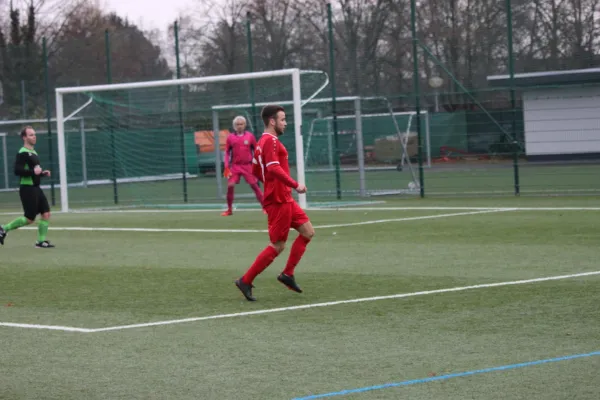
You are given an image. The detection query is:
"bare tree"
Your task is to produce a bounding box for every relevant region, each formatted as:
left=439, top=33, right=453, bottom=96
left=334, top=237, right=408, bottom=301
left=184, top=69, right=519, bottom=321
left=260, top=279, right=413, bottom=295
left=49, top=2, right=170, bottom=87
left=166, top=14, right=206, bottom=77
left=247, top=0, right=305, bottom=70
left=190, top=0, right=248, bottom=76
left=382, top=0, right=411, bottom=97
left=298, top=0, right=393, bottom=96
left=563, top=0, right=600, bottom=68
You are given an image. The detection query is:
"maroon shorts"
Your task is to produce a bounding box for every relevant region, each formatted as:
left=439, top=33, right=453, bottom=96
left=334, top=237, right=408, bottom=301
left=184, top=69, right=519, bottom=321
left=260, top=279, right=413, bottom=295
left=265, top=201, right=310, bottom=243
left=229, top=164, right=258, bottom=185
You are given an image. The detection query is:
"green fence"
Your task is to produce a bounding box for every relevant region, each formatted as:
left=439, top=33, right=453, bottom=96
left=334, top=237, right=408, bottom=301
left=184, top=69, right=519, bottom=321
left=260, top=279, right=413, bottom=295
left=1, top=1, right=600, bottom=210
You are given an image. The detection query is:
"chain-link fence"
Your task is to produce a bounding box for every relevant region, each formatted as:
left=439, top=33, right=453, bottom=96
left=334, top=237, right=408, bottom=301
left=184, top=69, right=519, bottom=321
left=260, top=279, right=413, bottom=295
left=2, top=1, right=600, bottom=210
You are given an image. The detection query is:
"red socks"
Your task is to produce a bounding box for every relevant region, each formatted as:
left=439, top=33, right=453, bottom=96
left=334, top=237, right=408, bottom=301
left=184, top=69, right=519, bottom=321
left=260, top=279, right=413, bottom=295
left=242, top=246, right=279, bottom=285
left=226, top=186, right=234, bottom=210
left=283, top=235, right=311, bottom=276
left=242, top=235, right=311, bottom=285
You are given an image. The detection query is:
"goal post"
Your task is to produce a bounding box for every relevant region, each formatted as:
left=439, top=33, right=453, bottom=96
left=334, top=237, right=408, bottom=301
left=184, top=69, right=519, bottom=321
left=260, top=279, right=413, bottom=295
left=55, top=68, right=327, bottom=212
left=213, top=95, right=432, bottom=197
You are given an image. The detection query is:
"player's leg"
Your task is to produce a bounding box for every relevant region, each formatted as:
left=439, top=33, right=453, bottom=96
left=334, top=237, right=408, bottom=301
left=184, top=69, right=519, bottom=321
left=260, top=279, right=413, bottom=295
left=235, top=203, right=292, bottom=301
left=241, top=166, right=264, bottom=209
left=0, top=187, right=36, bottom=245
left=35, top=188, right=54, bottom=248
left=222, top=172, right=240, bottom=216
left=278, top=202, right=314, bottom=293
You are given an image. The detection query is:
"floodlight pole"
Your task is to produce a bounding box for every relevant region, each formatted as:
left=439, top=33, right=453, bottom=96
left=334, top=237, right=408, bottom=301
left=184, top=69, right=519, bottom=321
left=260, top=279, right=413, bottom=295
left=506, top=0, right=520, bottom=196
left=354, top=98, right=366, bottom=196
left=327, top=3, right=342, bottom=199
left=174, top=20, right=189, bottom=203
left=246, top=12, right=259, bottom=137
left=43, top=37, right=56, bottom=205
left=105, top=29, right=119, bottom=205
left=410, top=0, right=425, bottom=197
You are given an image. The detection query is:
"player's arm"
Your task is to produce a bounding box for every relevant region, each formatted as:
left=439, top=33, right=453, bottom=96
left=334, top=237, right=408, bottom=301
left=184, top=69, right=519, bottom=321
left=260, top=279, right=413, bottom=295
left=13, top=152, right=36, bottom=177
left=222, top=135, right=233, bottom=178
left=263, top=138, right=299, bottom=189
left=224, top=136, right=232, bottom=169
left=268, top=165, right=299, bottom=188
left=249, top=135, right=256, bottom=157
left=252, top=157, right=263, bottom=182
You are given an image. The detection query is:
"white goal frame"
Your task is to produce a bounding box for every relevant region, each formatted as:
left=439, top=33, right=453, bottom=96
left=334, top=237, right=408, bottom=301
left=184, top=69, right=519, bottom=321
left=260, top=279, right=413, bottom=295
left=213, top=96, right=431, bottom=197
left=55, top=69, right=310, bottom=212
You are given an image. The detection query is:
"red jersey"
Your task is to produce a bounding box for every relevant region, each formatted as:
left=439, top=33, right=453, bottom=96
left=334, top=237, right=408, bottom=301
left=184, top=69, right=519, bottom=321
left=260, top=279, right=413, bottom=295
left=225, top=131, right=256, bottom=168
left=253, top=133, right=296, bottom=206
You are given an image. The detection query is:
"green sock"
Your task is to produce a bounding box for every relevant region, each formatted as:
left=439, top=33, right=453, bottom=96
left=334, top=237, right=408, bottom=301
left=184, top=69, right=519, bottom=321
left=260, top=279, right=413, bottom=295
left=38, top=220, right=49, bottom=242
left=2, top=216, right=28, bottom=232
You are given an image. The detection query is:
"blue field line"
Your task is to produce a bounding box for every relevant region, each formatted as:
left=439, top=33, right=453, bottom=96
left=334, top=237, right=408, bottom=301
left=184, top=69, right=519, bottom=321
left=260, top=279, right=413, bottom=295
left=292, top=351, right=600, bottom=399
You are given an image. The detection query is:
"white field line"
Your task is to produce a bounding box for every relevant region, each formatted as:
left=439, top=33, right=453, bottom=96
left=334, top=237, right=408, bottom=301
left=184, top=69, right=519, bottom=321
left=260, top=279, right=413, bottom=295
left=17, top=209, right=514, bottom=233
left=2, top=270, right=597, bottom=334
left=0, top=322, right=92, bottom=333
left=21, top=226, right=268, bottom=233
left=312, top=208, right=513, bottom=228
left=307, top=207, right=600, bottom=211
left=3, top=206, right=600, bottom=216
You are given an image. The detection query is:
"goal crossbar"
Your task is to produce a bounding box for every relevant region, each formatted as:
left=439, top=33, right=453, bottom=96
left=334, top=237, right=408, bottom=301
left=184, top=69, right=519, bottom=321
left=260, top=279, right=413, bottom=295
left=55, top=68, right=311, bottom=212
left=55, top=68, right=313, bottom=95
left=211, top=96, right=362, bottom=111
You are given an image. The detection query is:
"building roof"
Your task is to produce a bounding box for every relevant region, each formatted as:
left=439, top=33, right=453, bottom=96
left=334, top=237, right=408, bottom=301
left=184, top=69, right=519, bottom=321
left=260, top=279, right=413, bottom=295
left=487, top=67, right=600, bottom=87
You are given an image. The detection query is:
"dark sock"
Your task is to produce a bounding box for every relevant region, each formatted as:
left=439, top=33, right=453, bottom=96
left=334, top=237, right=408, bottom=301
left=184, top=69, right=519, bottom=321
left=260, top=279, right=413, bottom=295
left=227, top=186, right=234, bottom=210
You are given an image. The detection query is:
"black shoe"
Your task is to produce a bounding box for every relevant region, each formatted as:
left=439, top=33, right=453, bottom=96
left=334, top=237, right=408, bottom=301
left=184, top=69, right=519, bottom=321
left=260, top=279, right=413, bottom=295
left=35, top=241, right=55, bottom=248
left=235, top=278, right=256, bottom=301
left=0, top=226, right=5, bottom=245
left=277, top=273, right=303, bottom=293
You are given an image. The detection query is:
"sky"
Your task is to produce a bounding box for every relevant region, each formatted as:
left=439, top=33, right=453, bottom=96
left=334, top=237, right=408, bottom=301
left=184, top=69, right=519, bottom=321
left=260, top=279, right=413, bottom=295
left=104, top=0, right=196, bottom=31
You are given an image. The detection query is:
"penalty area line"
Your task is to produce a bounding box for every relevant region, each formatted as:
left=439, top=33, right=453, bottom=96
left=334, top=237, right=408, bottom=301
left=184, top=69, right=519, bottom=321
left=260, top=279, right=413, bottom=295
left=314, top=206, right=600, bottom=211
left=0, top=322, right=92, bottom=333
left=21, top=226, right=268, bottom=233
left=18, top=208, right=515, bottom=234
left=1, top=270, right=598, bottom=334
left=3, top=206, right=600, bottom=217
left=87, top=270, right=600, bottom=333
left=313, top=208, right=513, bottom=228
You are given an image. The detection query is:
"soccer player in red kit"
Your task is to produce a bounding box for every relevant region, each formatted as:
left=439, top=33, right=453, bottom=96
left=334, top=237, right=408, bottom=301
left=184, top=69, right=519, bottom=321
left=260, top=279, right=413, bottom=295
left=235, top=105, right=315, bottom=301
left=221, top=116, right=264, bottom=216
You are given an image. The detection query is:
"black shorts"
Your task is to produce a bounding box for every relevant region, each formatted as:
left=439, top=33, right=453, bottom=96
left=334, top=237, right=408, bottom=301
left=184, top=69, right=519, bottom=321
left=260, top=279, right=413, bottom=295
left=19, top=185, right=50, bottom=220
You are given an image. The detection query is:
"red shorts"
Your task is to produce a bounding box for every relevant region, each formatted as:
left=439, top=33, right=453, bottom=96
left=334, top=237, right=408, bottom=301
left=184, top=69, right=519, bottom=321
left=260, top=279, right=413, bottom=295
left=229, top=164, right=258, bottom=185
left=265, top=201, right=310, bottom=243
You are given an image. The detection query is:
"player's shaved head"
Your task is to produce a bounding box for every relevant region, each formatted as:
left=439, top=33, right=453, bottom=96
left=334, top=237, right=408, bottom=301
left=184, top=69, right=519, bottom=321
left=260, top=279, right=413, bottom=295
left=261, top=105, right=285, bottom=127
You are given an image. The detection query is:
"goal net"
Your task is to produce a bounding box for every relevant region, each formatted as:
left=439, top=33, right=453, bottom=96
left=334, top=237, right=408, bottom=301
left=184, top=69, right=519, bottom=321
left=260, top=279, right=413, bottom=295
left=55, top=69, right=328, bottom=211
left=213, top=96, right=431, bottom=198
left=302, top=100, right=431, bottom=197
left=0, top=117, right=86, bottom=210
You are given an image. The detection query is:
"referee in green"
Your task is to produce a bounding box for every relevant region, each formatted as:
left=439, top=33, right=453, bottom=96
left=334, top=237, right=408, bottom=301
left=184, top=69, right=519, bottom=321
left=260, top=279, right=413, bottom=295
left=0, top=126, right=55, bottom=248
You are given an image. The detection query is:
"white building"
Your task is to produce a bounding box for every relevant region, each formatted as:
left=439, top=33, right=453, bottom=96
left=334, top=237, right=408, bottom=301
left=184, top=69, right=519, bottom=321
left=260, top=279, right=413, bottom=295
left=487, top=68, right=600, bottom=161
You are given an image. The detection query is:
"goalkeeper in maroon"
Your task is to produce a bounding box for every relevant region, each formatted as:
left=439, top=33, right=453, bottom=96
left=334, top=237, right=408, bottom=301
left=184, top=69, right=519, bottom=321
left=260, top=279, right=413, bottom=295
left=235, top=105, right=315, bottom=301
left=221, top=116, right=264, bottom=216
